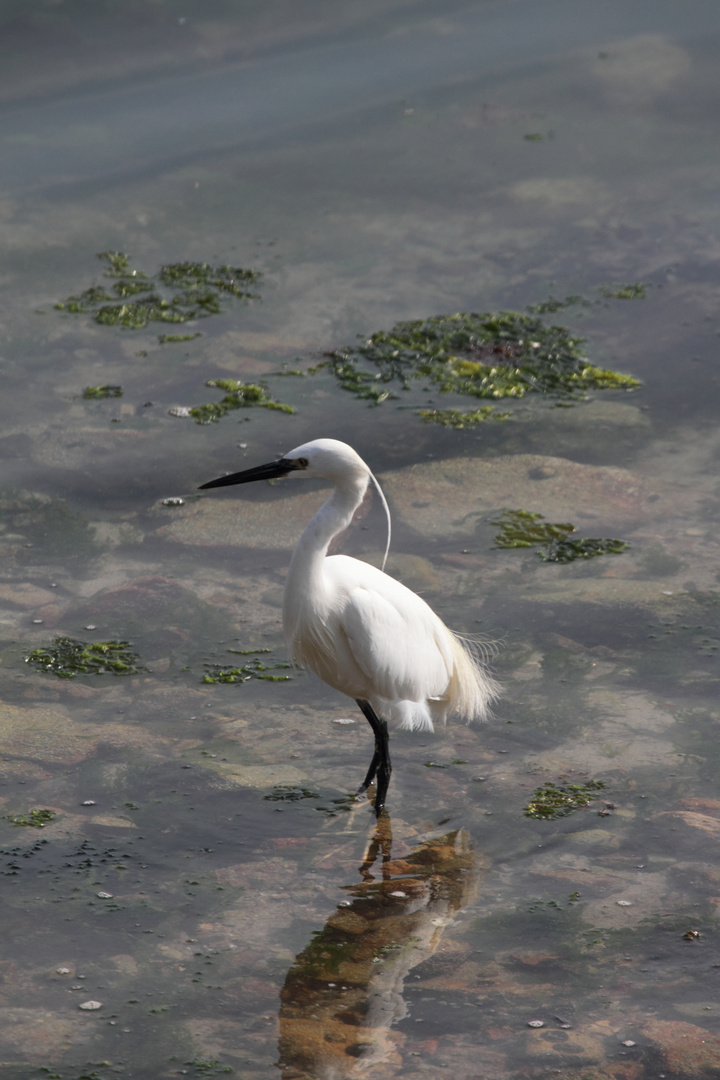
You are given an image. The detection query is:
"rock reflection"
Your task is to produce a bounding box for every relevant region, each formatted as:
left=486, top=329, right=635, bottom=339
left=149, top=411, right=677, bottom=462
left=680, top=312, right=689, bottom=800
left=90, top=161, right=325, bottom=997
left=277, top=816, right=478, bottom=1079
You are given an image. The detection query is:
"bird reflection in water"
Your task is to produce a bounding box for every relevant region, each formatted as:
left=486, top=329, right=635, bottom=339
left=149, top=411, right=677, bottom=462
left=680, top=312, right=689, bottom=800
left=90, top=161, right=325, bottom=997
left=277, top=815, right=481, bottom=1079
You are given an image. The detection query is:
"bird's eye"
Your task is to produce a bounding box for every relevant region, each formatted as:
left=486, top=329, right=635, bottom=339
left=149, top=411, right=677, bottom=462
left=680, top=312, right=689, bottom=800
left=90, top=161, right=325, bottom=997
left=297, top=457, right=309, bottom=468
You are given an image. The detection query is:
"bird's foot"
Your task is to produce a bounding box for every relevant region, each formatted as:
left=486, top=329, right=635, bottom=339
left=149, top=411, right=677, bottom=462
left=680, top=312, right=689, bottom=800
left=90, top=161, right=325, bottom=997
left=353, top=782, right=384, bottom=816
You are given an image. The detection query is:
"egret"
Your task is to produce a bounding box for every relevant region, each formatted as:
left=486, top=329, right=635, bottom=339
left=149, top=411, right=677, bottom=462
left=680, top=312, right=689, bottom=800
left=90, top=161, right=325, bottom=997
left=200, top=438, right=498, bottom=813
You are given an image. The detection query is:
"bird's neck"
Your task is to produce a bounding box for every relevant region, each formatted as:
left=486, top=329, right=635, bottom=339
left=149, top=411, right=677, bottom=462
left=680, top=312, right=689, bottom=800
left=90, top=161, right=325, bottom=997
left=286, top=474, right=368, bottom=603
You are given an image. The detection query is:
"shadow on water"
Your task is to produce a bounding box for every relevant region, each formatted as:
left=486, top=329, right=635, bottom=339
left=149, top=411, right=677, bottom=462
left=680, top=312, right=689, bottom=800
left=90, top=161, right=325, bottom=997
left=278, top=817, right=481, bottom=1079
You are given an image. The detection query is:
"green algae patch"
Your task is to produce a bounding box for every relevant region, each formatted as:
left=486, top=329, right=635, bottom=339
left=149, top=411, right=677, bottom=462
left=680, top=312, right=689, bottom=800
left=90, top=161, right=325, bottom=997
left=600, top=282, right=646, bottom=300
left=82, top=384, right=122, bottom=399
left=202, top=648, right=292, bottom=684
left=540, top=536, right=629, bottom=562
left=314, top=311, right=639, bottom=405
left=25, top=637, right=143, bottom=678
left=158, top=260, right=259, bottom=298
left=264, top=785, right=320, bottom=802
left=571, top=365, right=640, bottom=390
left=158, top=332, right=202, bottom=344
left=492, top=509, right=628, bottom=562
left=524, top=779, right=605, bottom=819
left=418, top=405, right=512, bottom=427
left=183, top=1058, right=233, bottom=1077
left=189, top=378, right=294, bottom=423
left=527, top=294, right=592, bottom=314
left=56, top=252, right=260, bottom=330
left=8, top=808, right=56, bottom=828
left=492, top=509, right=575, bottom=548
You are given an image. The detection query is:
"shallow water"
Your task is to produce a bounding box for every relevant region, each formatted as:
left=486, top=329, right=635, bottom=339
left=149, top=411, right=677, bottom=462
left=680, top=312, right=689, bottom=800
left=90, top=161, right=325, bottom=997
left=1, top=3, right=720, bottom=1078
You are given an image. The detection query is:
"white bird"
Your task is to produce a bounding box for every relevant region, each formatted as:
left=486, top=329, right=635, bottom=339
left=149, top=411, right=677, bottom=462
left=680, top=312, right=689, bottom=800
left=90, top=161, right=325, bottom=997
left=200, top=438, right=498, bottom=813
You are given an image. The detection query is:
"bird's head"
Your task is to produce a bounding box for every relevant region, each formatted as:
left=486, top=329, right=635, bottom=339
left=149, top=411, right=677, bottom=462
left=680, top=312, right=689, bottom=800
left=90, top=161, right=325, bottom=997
left=199, top=438, right=391, bottom=569
left=199, top=438, right=370, bottom=490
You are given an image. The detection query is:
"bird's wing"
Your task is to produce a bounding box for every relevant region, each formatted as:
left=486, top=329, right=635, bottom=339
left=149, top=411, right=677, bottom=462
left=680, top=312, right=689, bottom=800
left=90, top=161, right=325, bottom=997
left=340, top=580, right=453, bottom=703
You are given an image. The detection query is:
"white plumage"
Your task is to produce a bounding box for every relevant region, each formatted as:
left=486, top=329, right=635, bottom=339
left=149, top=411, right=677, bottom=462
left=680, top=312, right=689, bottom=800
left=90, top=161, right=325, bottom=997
left=200, top=437, right=499, bottom=812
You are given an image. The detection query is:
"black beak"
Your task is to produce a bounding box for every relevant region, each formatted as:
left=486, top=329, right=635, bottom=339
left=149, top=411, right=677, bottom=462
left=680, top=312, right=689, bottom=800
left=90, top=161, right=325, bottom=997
left=199, top=457, right=297, bottom=490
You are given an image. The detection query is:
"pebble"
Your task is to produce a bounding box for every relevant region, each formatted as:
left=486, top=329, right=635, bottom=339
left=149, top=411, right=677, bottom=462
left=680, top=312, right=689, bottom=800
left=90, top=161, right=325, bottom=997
left=56, top=967, right=71, bottom=975
left=79, top=1000, right=103, bottom=1010
left=85, top=625, right=96, bottom=631
left=616, top=900, right=632, bottom=906
left=528, top=1020, right=544, bottom=1028
left=162, top=497, right=185, bottom=507
left=332, top=717, right=356, bottom=725
left=168, top=406, right=191, bottom=418
left=622, top=1039, right=637, bottom=1047
left=97, top=892, right=113, bottom=899
left=81, top=800, right=96, bottom=806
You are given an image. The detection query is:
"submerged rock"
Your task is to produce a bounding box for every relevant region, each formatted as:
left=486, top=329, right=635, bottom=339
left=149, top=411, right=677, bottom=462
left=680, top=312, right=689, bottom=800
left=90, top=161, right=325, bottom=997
left=155, top=489, right=327, bottom=550
left=643, top=1018, right=720, bottom=1076
left=383, top=453, right=694, bottom=540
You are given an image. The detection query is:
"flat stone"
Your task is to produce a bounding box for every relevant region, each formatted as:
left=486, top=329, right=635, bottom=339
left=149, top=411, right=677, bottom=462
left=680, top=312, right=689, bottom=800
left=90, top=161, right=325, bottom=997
left=382, top=454, right=696, bottom=540
left=0, top=702, right=172, bottom=766
left=89, top=815, right=138, bottom=829
left=0, top=1007, right=91, bottom=1058
left=542, top=399, right=649, bottom=431
left=154, top=488, right=327, bottom=550
left=530, top=691, right=680, bottom=774
left=0, top=702, right=96, bottom=765
left=662, top=811, right=720, bottom=840
left=203, top=762, right=309, bottom=789
left=0, top=583, right=60, bottom=610
left=643, top=1018, right=720, bottom=1076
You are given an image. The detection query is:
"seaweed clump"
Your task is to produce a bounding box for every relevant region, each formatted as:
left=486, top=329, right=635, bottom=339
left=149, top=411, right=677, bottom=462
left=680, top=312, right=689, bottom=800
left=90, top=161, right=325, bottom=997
left=418, top=405, right=511, bottom=427
left=492, top=509, right=628, bottom=563
left=600, top=283, right=646, bottom=300
left=82, top=384, right=122, bottom=399
left=202, top=648, right=292, bottom=684
left=56, top=252, right=260, bottom=331
left=264, top=786, right=320, bottom=802
left=493, top=509, right=576, bottom=548
left=540, top=536, right=629, bottom=562
left=314, top=311, right=639, bottom=405
left=525, top=780, right=605, bottom=819
left=8, top=809, right=56, bottom=828
left=26, top=637, right=142, bottom=678
left=189, top=378, right=294, bottom=423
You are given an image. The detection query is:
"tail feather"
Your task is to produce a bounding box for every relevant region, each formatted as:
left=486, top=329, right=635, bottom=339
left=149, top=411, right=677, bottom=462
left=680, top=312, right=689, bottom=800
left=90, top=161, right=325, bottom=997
left=445, top=632, right=501, bottom=723
left=377, top=632, right=500, bottom=732
left=389, top=698, right=435, bottom=732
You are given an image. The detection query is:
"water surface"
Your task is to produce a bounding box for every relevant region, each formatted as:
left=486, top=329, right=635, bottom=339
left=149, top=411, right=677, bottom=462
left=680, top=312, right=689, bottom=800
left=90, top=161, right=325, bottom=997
left=1, top=2, right=720, bottom=1077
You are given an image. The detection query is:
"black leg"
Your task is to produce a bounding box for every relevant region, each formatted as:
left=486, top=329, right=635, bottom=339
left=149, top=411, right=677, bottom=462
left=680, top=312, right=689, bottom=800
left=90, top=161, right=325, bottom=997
left=355, top=699, right=392, bottom=814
